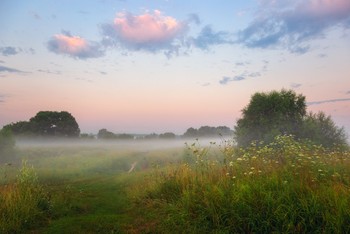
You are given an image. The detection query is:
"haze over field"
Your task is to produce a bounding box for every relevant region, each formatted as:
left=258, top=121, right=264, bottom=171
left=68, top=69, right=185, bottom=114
left=1, top=0, right=350, bottom=134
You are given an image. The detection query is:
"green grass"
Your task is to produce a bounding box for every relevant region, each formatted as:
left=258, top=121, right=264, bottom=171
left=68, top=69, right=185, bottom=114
left=0, top=144, right=184, bottom=233
left=1, top=137, right=350, bottom=233
left=130, top=136, right=350, bottom=233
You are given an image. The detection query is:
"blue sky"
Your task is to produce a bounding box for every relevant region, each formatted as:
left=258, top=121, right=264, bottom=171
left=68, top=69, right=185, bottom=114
left=1, top=0, right=350, bottom=135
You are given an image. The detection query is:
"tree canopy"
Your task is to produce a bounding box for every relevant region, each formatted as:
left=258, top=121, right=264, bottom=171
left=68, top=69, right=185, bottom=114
left=4, top=111, right=80, bottom=137
left=234, top=89, right=348, bottom=148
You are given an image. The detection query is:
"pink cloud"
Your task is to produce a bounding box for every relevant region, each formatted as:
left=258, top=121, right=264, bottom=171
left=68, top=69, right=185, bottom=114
left=47, top=33, right=104, bottom=59
left=102, top=10, right=187, bottom=51
left=299, top=0, right=350, bottom=19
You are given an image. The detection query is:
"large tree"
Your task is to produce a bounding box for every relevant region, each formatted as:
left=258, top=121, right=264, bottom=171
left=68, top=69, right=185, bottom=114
left=30, top=111, right=80, bottom=137
left=234, top=89, right=348, bottom=148
left=5, top=111, right=80, bottom=137
left=234, top=89, right=306, bottom=146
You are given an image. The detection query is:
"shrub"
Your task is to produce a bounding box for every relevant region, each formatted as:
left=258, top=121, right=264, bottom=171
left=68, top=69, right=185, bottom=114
left=0, top=128, right=15, bottom=163
left=0, top=161, right=51, bottom=233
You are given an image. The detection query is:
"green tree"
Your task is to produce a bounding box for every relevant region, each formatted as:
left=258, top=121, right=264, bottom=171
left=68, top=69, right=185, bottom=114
left=301, top=112, right=348, bottom=148
left=97, top=128, right=116, bottom=139
left=0, top=127, right=15, bottom=163
left=4, top=111, right=80, bottom=137
left=29, top=111, right=80, bottom=137
left=183, top=127, right=198, bottom=138
left=234, top=89, right=306, bottom=147
left=3, top=121, right=32, bottom=136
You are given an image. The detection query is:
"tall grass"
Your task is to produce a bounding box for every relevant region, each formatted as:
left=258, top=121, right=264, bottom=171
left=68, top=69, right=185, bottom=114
left=0, top=161, right=51, bottom=233
left=130, top=135, right=350, bottom=233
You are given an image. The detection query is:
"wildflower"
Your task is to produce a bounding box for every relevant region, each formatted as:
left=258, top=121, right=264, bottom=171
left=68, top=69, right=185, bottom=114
left=229, top=161, right=234, bottom=167
left=249, top=171, right=253, bottom=175
left=237, top=157, right=243, bottom=161
left=232, top=176, right=236, bottom=179
left=250, top=167, right=255, bottom=170
left=226, top=172, right=230, bottom=176
left=252, top=156, right=257, bottom=160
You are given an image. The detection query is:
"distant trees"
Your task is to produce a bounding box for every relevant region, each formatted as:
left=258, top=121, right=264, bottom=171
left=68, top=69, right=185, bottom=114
left=234, top=89, right=348, bottom=148
left=159, top=132, right=176, bottom=139
left=97, top=128, right=134, bottom=140
left=4, top=111, right=80, bottom=137
left=183, top=126, right=233, bottom=138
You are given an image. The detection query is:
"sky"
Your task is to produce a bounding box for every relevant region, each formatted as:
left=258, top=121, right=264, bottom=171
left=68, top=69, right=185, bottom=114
left=0, top=0, right=350, bottom=135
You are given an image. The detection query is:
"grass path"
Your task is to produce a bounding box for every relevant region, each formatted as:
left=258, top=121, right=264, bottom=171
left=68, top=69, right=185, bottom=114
left=39, top=175, right=132, bottom=233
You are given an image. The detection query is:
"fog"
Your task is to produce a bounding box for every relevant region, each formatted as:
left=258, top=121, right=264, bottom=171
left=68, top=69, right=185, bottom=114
left=15, top=137, right=229, bottom=151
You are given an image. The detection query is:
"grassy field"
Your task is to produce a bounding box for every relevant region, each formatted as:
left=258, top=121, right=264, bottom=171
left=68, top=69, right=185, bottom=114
left=1, top=136, right=350, bottom=233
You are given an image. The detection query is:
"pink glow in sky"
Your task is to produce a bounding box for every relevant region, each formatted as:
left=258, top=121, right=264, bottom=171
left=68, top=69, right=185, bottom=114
left=0, top=0, right=350, bottom=135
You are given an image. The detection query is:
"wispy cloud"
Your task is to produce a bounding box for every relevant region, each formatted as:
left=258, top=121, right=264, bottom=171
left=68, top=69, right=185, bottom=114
left=0, top=47, right=19, bottom=56
left=219, top=75, right=246, bottom=85
left=37, top=69, right=61, bottom=75
left=219, top=70, right=262, bottom=85
left=0, top=65, right=25, bottom=73
left=47, top=31, right=104, bottom=59
left=189, top=25, right=233, bottom=50
left=101, top=10, right=188, bottom=54
left=307, top=98, right=350, bottom=105
left=238, top=0, right=350, bottom=53
left=290, top=83, right=302, bottom=89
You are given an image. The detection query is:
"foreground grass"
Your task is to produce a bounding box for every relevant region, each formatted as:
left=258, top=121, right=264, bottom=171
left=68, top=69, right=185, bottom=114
left=0, top=144, right=184, bottom=233
left=1, top=137, right=350, bottom=233
left=130, top=136, right=350, bottom=233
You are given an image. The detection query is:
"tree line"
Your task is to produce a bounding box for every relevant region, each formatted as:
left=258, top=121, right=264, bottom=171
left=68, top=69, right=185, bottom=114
left=0, top=111, right=233, bottom=141
left=1, top=89, right=349, bottom=162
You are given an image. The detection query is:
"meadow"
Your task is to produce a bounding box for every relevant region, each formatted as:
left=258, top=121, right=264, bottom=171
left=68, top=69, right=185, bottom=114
left=1, top=136, right=350, bottom=233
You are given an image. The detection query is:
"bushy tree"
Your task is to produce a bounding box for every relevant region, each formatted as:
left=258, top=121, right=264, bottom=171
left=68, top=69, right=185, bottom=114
left=0, top=127, right=15, bottom=163
left=301, top=112, right=348, bottom=148
left=234, top=90, right=348, bottom=148
left=234, top=89, right=306, bottom=147
left=97, top=128, right=116, bottom=139
left=4, top=111, right=80, bottom=137
left=183, top=126, right=233, bottom=138
left=30, top=111, right=80, bottom=137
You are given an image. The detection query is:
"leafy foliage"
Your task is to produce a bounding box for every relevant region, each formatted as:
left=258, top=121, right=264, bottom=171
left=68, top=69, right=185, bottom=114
left=234, top=89, right=306, bottom=146
left=29, top=111, right=80, bottom=137
left=0, top=128, right=15, bottom=163
left=0, top=161, right=51, bottom=233
left=234, top=89, right=348, bottom=148
left=4, top=111, right=80, bottom=137
left=301, top=111, right=348, bottom=148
